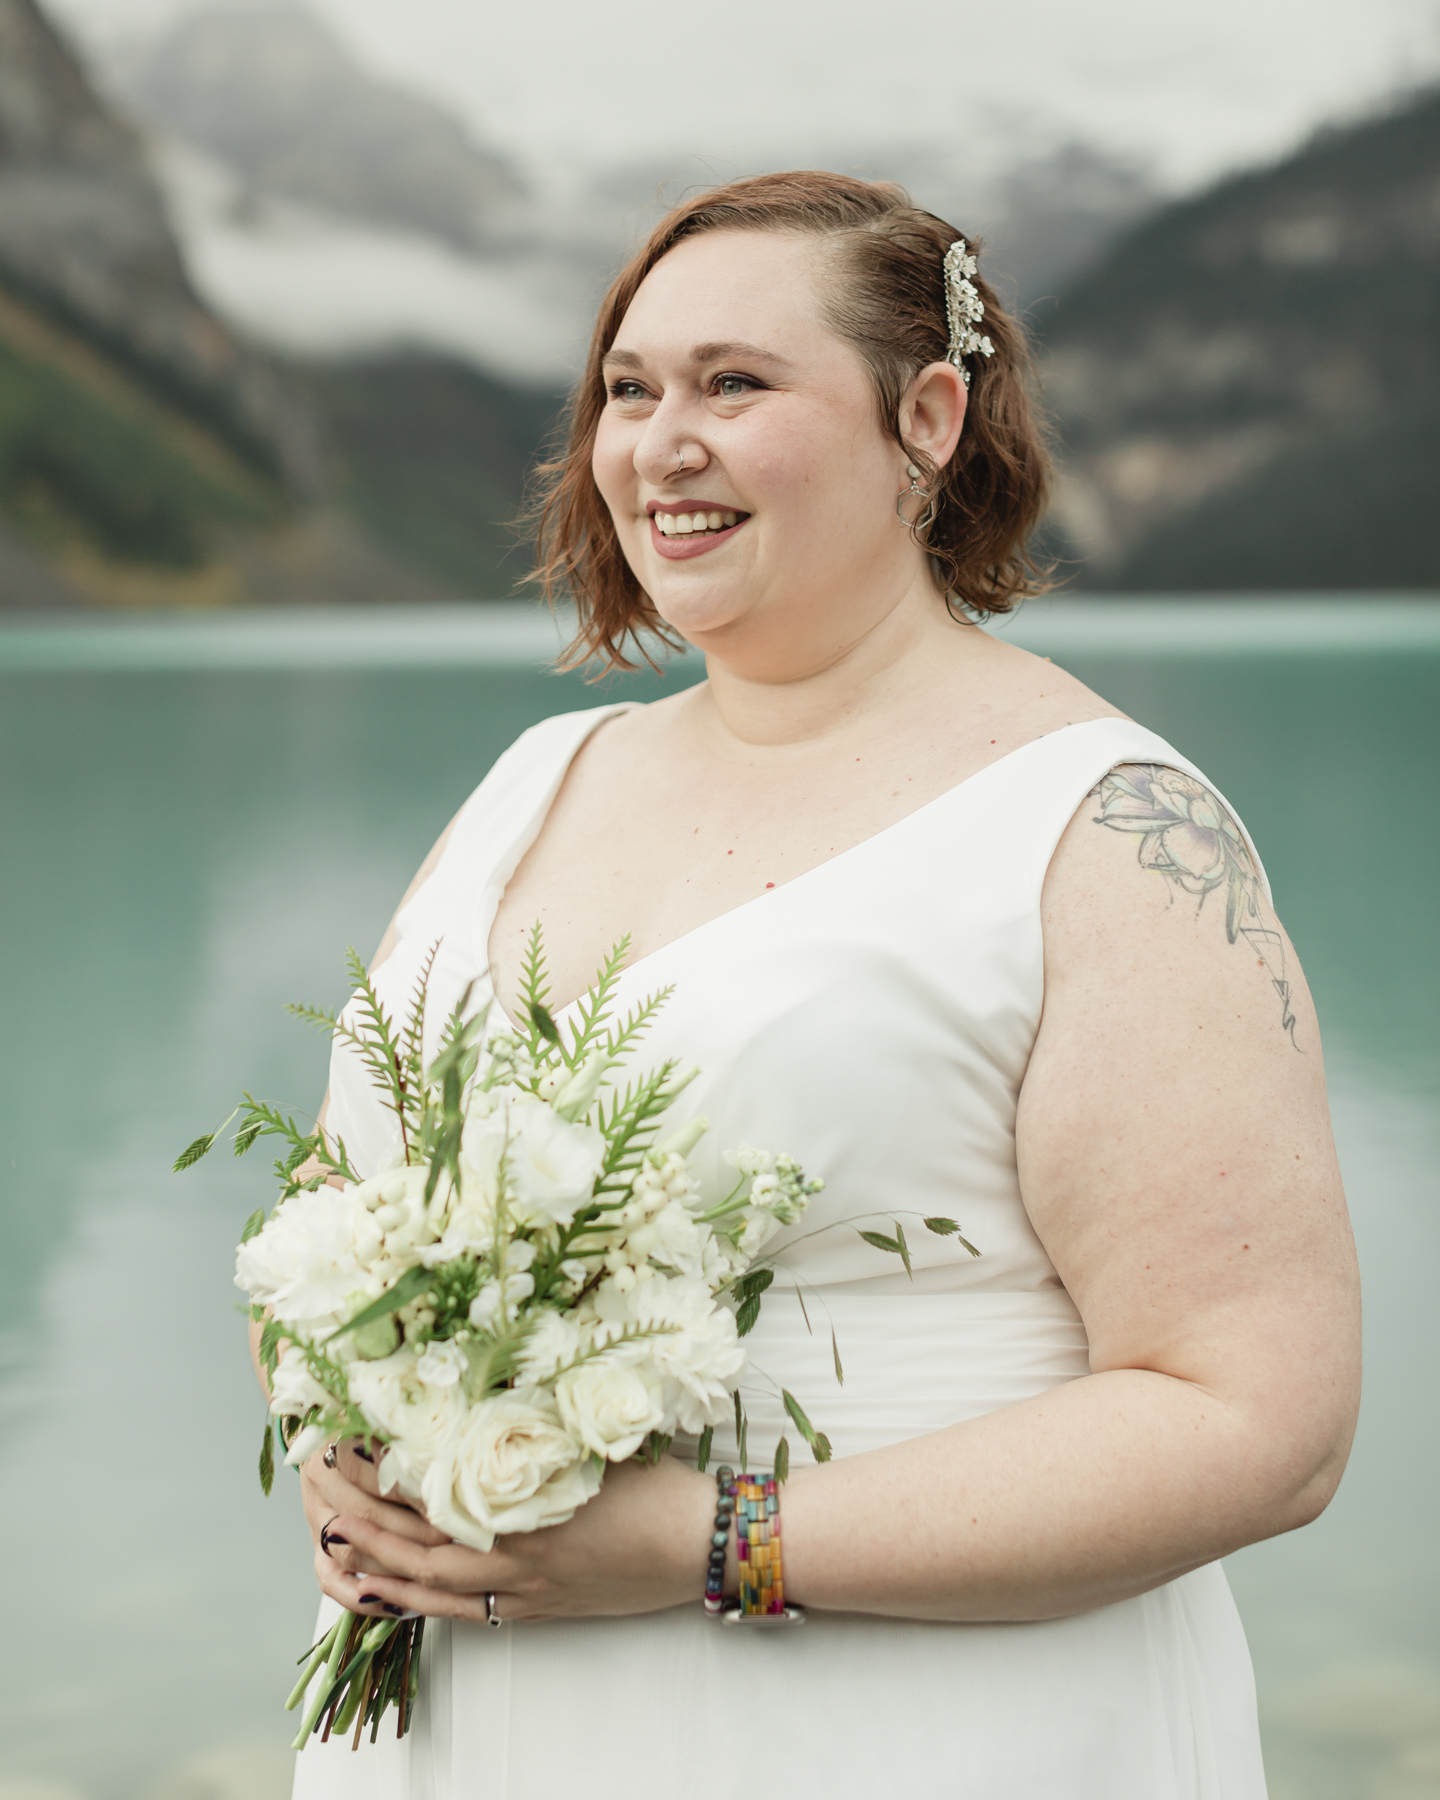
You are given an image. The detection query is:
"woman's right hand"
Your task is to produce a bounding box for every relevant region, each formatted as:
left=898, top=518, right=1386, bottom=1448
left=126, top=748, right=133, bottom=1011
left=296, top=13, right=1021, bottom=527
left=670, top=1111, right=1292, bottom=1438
left=300, top=1439, right=451, bottom=1603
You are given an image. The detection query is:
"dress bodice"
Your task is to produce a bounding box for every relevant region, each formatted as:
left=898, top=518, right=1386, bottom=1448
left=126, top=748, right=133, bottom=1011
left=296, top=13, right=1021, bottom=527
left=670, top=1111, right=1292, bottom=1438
left=327, top=706, right=1267, bottom=1463
left=307, top=703, right=1271, bottom=1800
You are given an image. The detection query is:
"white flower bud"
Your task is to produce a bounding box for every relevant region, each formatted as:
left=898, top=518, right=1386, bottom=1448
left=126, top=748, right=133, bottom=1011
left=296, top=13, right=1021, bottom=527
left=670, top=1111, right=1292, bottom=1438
left=659, top=1117, right=709, bottom=1160
left=627, top=1223, right=659, bottom=1256
left=553, top=1050, right=612, bottom=1122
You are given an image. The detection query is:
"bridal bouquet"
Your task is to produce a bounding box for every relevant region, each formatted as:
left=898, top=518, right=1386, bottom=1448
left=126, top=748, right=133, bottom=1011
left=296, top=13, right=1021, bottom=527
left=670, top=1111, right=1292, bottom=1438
left=176, top=932, right=833, bottom=1749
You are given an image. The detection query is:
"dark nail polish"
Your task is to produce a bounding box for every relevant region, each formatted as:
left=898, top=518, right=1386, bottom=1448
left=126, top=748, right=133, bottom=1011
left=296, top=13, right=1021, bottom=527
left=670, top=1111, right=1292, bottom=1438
left=324, top=1532, right=349, bottom=1547
left=353, top=1445, right=374, bottom=1463
left=359, top=1592, right=382, bottom=1604
left=384, top=1603, right=405, bottom=1616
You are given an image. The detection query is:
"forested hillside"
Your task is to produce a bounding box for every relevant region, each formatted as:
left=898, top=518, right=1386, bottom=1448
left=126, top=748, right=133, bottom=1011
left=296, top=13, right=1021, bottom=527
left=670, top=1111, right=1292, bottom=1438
left=1039, top=88, right=1440, bottom=589
left=0, top=0, right=557, bottom=606
left=2, top=0, right=1434, bottom=605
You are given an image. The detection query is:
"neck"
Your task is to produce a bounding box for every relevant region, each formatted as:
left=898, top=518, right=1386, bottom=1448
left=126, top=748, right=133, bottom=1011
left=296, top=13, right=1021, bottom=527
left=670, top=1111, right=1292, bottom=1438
left=685, top=573, right=987, bottom=752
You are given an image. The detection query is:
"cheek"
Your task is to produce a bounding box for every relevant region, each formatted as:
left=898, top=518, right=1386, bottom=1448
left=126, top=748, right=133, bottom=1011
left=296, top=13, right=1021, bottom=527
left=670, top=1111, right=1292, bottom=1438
left=591, top=416, right=637, bottom=515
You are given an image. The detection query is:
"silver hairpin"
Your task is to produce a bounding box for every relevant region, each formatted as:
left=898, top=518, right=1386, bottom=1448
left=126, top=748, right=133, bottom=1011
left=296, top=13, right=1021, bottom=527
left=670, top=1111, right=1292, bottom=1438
left=943, top=239, right=996, bottom=387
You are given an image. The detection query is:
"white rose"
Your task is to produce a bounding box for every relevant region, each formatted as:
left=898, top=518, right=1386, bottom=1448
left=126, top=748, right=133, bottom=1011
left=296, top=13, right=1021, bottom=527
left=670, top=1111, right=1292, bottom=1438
left=555, top=1359, right=665, bottom=1461
left=503, top=1095, right=604, bottom=1228
left=234, top=1185, right=377, bottom=1329
left=420, top=1392, right=600, bottom=1550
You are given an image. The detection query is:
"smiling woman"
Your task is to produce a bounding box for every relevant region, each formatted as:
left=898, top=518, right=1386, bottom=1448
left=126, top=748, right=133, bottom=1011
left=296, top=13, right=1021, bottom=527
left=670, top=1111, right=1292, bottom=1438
left=532, top=175, right=1049, bottom=669
left=284, top=172, right=1358, bottom=1800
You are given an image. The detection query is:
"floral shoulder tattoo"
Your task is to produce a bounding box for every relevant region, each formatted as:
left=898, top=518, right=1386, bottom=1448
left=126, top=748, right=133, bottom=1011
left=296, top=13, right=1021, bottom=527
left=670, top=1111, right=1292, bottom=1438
left=1092, top=764, right=1299, bottom=1048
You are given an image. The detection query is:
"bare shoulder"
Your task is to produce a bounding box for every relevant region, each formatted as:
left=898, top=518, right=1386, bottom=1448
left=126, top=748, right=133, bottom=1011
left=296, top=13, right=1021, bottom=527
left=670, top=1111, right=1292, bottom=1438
left=1041, top=759, right=1308, bottom=1054
left=965, top=635, right=1129, bottom=751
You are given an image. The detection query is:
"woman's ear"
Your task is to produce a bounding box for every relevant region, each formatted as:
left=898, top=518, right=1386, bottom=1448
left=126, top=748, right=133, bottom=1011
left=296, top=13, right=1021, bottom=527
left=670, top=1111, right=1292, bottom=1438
left=900, top=361, right=968, bottom=471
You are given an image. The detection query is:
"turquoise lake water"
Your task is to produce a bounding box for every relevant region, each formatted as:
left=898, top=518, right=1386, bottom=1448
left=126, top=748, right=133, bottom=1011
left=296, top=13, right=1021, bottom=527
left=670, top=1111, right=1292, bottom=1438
left=0, top=598, right=1435, bottom=1800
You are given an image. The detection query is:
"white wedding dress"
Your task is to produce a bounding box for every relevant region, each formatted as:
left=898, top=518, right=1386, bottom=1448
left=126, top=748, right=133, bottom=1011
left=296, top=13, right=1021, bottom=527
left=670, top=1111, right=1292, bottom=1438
left=294, top=703, right=1269, bottom=1800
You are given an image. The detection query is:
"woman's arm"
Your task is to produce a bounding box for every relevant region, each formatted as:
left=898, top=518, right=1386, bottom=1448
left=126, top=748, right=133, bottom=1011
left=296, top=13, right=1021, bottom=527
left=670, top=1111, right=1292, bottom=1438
left=776, top=762, right=1360, bottom=1618
left=311, top=766, right=1361, bottom=1627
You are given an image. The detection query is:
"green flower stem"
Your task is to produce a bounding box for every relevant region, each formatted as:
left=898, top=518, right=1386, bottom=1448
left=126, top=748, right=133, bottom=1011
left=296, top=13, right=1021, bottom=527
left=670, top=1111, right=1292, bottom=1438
left=285, top=1615, right=345, bottom=1711
left=292, top=1612, right=358, bottom=1749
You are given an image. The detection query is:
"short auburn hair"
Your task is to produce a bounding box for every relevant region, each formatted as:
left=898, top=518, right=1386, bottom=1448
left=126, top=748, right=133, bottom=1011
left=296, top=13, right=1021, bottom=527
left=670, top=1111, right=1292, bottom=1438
left=530, top=170, right=1052, bottom=672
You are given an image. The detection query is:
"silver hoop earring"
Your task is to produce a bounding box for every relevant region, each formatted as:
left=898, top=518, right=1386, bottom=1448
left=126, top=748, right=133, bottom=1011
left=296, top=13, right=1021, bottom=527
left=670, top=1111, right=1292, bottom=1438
left=896, top=462, right=937, bottom=538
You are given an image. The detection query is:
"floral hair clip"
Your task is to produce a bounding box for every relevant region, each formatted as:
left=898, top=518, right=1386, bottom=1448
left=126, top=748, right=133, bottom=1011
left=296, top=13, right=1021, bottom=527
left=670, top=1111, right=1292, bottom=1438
left=943, top=239, right=995, bottom=386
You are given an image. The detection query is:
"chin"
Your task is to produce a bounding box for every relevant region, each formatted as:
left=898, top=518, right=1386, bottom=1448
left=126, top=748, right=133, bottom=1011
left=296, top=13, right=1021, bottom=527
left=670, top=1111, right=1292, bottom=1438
left=641, top=564, right=752, bottom=639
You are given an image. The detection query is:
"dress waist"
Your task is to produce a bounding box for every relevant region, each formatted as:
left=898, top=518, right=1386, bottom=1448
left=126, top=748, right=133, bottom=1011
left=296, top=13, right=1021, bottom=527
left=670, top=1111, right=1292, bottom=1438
left=677, top=1287, right=1091, bottom=1465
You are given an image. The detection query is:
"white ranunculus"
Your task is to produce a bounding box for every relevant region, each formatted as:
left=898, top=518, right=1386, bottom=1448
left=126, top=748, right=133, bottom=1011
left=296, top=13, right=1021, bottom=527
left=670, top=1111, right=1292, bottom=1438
left=468, top=1271, right=535, bottom=1331
left=724, top=1145, right=775, bottom=1179
left=555, top=1358, right=666, bottom=1461
left=345, top=1343, right=467, bottom=1500
left=593, top=1273, right=743, bottom=1435
left=645, top=1201, right=729, bottom=1285
left=234, top=1185, right=381, bottom=1328
left=412, top=1337, right=468, bottom=1391
left=420, top=1391, right=600, bottom=1551
left=503, top=1095, right=605, bottom=1228
left=515, top=1308, right=583, bottom=1383
left=268, top=1341, right=335, bottom=1418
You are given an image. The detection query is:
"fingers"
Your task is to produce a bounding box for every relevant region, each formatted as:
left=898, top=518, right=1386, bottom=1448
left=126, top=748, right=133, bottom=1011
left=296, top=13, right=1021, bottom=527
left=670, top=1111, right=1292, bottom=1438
left=318, top=1558, right=507, bottom=1626
left=325, top=1513, right=507, bottom=1594
left=300, top=1456, right=449, bottom=1549
left=329, top=1438, right=385, bottom=1496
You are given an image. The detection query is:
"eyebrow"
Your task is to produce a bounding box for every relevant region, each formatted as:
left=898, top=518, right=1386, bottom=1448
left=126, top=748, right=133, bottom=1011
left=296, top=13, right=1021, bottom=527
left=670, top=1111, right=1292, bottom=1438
left=601, top=340, right=796, bottom=372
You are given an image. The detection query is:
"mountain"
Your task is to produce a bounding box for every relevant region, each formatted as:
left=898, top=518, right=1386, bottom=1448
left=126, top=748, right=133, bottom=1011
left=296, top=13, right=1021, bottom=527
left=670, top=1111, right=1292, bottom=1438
left=0, top=0, right=318, bottom=489
left=1039, top=88, right=1440, bottom=589
left=106, top=3, right=525, bottom=255
left=300, top=351, right=561, bottom=597
left=0, top=0, right=557, bottom=606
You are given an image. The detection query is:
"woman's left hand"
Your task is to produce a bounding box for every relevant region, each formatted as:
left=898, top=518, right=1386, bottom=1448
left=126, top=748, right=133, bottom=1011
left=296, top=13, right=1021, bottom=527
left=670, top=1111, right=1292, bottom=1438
left=317, top=1455, right=725, bottom=1625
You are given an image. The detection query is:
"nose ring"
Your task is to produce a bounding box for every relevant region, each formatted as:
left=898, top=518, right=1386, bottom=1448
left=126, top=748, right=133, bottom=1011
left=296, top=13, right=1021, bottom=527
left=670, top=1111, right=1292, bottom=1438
left=676, top=449, right=685, bottom=473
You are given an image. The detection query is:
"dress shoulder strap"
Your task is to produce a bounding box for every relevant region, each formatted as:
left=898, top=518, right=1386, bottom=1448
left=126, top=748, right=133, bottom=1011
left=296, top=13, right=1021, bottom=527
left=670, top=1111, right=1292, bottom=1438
left=1008, top=716, right=1273, bottom=906
left=396, top=702, right=635, bottom=936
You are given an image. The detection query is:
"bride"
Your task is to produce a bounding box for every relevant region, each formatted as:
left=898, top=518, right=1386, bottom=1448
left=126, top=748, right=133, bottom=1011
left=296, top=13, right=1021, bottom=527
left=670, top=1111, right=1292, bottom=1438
left=279, top=172, right=1359, bottom=1798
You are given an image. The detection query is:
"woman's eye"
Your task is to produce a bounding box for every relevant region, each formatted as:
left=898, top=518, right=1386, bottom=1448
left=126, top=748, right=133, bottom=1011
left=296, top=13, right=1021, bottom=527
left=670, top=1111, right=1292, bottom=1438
left=714, top=374, right=757, bottom=399
left=608, top=380, right=648, bottom=403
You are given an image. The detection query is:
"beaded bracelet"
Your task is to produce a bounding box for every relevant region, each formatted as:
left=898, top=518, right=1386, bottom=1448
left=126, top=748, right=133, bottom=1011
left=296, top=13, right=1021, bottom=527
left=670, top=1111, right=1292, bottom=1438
left=703, top=1465, right=805, bottom=1625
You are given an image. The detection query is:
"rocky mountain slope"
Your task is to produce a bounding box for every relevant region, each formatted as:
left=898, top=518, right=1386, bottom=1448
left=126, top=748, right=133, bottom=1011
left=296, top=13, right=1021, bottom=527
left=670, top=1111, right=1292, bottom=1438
left=1040, top=87, right=1440, bottom=589
left=0, top=0, right=554, bottom=606
left=0, top=0, right=318, bottom=490
left=106, top=3, right=525, bottom=254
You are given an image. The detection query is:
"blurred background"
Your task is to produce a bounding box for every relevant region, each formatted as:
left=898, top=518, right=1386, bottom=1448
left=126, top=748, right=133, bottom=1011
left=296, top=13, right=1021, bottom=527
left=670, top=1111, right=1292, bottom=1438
left=0, top=5, right=1438, bottom=1800
left=0, top=0, right=1437, bottom=601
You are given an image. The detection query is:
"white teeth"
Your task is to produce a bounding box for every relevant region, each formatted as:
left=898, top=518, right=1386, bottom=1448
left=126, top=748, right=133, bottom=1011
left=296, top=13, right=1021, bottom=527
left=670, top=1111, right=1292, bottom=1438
left=655, top=509, right=743, bottom=537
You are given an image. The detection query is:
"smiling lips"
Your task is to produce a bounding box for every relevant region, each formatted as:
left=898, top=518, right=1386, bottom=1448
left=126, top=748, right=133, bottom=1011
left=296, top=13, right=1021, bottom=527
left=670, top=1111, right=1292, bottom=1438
left=648, top=505, right=748, bottom=560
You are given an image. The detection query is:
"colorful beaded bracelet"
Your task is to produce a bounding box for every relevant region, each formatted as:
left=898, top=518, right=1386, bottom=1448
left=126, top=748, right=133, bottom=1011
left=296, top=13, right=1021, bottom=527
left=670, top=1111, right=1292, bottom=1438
left=703, top=1465, right=805, bottom=1625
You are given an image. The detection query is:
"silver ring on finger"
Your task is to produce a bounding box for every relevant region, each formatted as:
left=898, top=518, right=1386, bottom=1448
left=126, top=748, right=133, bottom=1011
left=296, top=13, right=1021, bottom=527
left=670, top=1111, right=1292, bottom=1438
left=322, top=1439, right=339, bottom=1469
left=484, top=1591, right=503, bottom=1630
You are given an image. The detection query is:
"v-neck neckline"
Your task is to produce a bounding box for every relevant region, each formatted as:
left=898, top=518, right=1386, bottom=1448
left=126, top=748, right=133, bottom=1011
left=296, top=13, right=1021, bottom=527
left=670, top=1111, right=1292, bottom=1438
left=483, top=709, right=1129, bottom=1030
